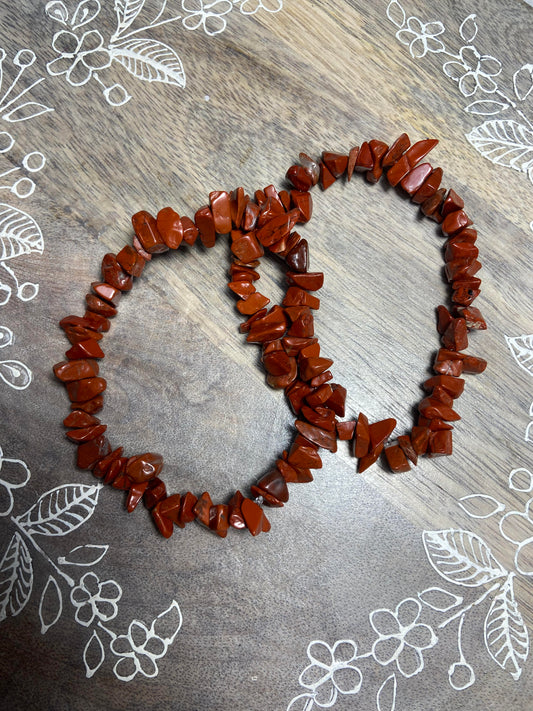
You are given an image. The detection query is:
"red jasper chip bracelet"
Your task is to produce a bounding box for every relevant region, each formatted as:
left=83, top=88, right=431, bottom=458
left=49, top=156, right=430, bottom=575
left=54, top=132, right=487, bottom=540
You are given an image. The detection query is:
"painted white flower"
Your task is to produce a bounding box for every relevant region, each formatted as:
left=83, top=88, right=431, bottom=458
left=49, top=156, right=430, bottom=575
left=0, top=445, right=31, bottom=517
left=396, top=16, right=445, bottom=58
left=298, top=640, right=362, bottom=707
left=499, top=497, right=533, bottom=576
left=238, top=0, right=283, bottom=15
left=70, top=572, right=121, bottom=626
left=111, top=620, right=167, bottom=681
left=370, top=598, right=437, bottom=678
left=443, top=46, right=501, bottom=97
left=181, top=0, right=233, bottom=36
left=47, top=29, right=111, bottom=86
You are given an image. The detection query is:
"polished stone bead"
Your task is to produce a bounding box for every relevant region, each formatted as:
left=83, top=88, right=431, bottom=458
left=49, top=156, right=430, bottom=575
left=319, top=161, right=336, bottom=189
left=418, top=416, right=453, bottom=431
left=400, top=163, right=433, bottom=195
left=410, top=426, right=430, bottom=454
left=286, top=238, right=308, bottom=273
left=441, top=189, right=464, bottom=218
left=385, top=444, right=411, bottom=472
left=63, top=324, right=103, bottom=346
left=283, top=287, right=320, bottom=310
left=93, top=447, right=124, bottom=479
left=156, top=207, right=184, bottom=249
left=354, top=142, right=373, bottom=172
left=229, top=281, right=255, bottom=298
left=126, top=452, right=164, bottom=483
left=82, top=311, right=110, bottom=333
left=433, top=356, right=464, bottom=377
left=92, top=282, right=122, bottom=307
left=127, top=482, right=149, bottom=512
left=282, top=336, right=317, bottom=356
left=255, top=189, right=267, bottom=206
left=264, top=185, right=285, bottom=210
left=397, top=434, right=418, bottom=465
left=228, top=490, right=246, bottom=529
left=229, top=262, right=261, bottom=281
left=299, top=356, right=333, bottom=381
left=116, top=244, right=145, bottom=277
left=101, top=253, right=133, bottom=291
left=442, top=318, right=468, bottom=351
left=86, top=293, right=117, bottom=318
left=310, top=370, right=332, bottom=388
left=423, top=374, right=465, bottom=398
left=289, top=434, right=323, bottom=467
left=445, top=240, right=479, bottom=261
left=290, top=190, right=312, bottom=222
left=386, top=154, right=411, bottom=186
left=419, top=397, right=460, bottom=421
left=193, top=491, right=214, bottom=526
left=195, top=205, right=216, bottom=247
left=428, top=429, right=453, bottom=457
left=242, top=200, right=260, bottom=231
left=411, top=167, right=443, bottom=204
left=299, top=342, right=320, bottom=358
left=104, top=459, right=127, bottom=486
left=382, top=133, right=410, bottom=167
left=462, top=354, right=487, bottom=373
left=277, top=458, right=311, bottom=483
left=152, top=502, right=174, bottom=538
left=295, top=420, right=337, bottom=452
left=263, top=349, right=294, bottom=376
left=299, top=152, right=320, bottom=185
left=256, top=212, right=295, bottom=247
left=421, top=188, right=446, bottom=221
left=405, top=138, right=438, bottom=166
left=436, top=305, right=453, bottom=335
left=236, top=292, right=270, bottom=315
left=209, top=504, right=229, bottom=538
left=337, top=420, right=356, bottom=441
left=286, top=379, right=314, bottom=415
left=279, top=190, right=291, bottom=210
left=286, top=272, right=324, bottom=291
left=159, top=493, right=181, bottom=523
left=177, top=492, right=198, bottom=528
left=111, top=470, right=132, bottom=490
left=132, top=210, right=168, bottom=254
left=358, top=443, right=384, bottom=473
left=325, top=384, right=346, bottom=417
left=60, top=314, right=101, bottom=332
left=66, top=424, right=107, bottom=443
left=73, top=394, right=104, bottom=414
left=306, top=383, right=333, bottom=408
left=77, top=434, right=111, bottom=469
left=441, top=210, right=473, bottom=237
left=241, top=497, right=268, bottom=536
left=54, top=359, right=99, bottom=382
left=266, top=359, right=297, bottom=389
left=231, top=187, right=246, bottom=227
left=369, top=418, right=397, bottom=449
left=181, top=216, right=199, bottom=245
left=144, top=477, right=167, bottom=509
left=286, top=164, right=313, bottom=191
left=366, top=140, right=389, bottom=183
left=240, top=308, right=267, bottom=333
left=323, top=152, right=348, bottom=178
left=252, top=470, right=289, bottom=506
left=246, top=306, right=288, bottom=343
left=354, top=412, right=370, bottom=457
left=231, top=231, right=264, bottom=263
left=445, top=259, right=481, bottom=282
left=430, top=385, right=454, bottom=407
left=63, top=410, right=100, bottom=428
left=301, top=405, right=336, bottom=431
left=257, top=196, right=284, bottom=227
left=346, top=146, right=359, bottom=181
left=132, top=234, right=152, bottom=261
left=66, top=376, right=107, bottom=402
left=452, top=286, right=481, bottom=306
left=210, top=190, right=232, bottom=234
left=65, top=339, right=104, bottom=360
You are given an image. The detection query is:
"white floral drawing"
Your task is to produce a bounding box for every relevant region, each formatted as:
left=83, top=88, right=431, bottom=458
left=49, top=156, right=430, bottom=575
left=385, top=2, right=533, bottom=231
left=0, top=453, right=183, bottom=681
left=0, top=325, right=32, bottom=389
left=44, top=0, right=284, bottom=106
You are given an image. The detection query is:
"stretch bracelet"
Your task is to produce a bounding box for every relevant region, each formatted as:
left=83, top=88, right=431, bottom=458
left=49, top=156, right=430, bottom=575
left=53, top=132, right=487, bottom=540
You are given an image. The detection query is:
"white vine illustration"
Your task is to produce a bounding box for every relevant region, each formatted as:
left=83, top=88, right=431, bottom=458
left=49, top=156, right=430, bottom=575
left=385, top=1, right=533, bottom=231
left=44, top=0, right=284, bottom=106
left=0, top=445, right=183, bottom=681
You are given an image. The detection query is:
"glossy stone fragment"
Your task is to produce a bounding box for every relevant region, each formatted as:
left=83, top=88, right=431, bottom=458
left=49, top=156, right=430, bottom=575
left=421, top=188, right=446, bottom=221
left=441, top=189, right=464, bottom=218
left=346, top=146, right=359, bottom=181
left=385, top=444, right=411, bottom=472
left=354, top=413, right=370, bottom=457
left=337, top=420, right=356, bottom=441
left=286, top=272, right=324, bottom=291
left=442, top=318, right=468, bottom=351
left=462, top=354, right=487, bottom=374
left=86, top=294, right=117, bottom=318
left=366, top=140, right=389, bottom=183
left=241, top=497, right=268, bottom=536
left=181, top=216, right=199, bottom=245
left=159, top=493, right=181, bottom=524
left=325, top=384, right=346, bottom=417
left=252, top=470, right=289, bottom=506
left=386, top=154, right=411, bottom=186
left=285, top=238, right=308, bottom=273
left=93, top=447, right=124, bottom=479
left=286, top=165, right=313, bottom=191
left=397, top=435, right=418, bottom=465
left=229, top=281, right=255, bottom=298
left=66, top=424, right=107, bottom=443
left=152, top=503, right=174, bottom=538
left=423, top=375, right=465, bottom=398
left=428, top=429, right=453, bottom=457
left=231, top=231, right=264, bottom=263
left=410, top=426, right=430, bottom=455
left=195, top=205, right=216, bottom=248
left=301, top=405, right=336, bottom=431
left=66, top=376, right=107, bottom=402
left=228, top=490, right=246, bottom=529
left=441, top=210, right=473, bottom=237
left=290, top=191, right=312, bottom=222
left=63, top=324, right=103, bottom=345
left=404, top=138, right=438, bottom=166
left=400, top=163, right=432, bottom=195
left=418, top=398, right=460, bottom=421
left=101, top=253, right=133, bottom=291
left=82, top=311, right=110, bottom=333
left=210, top=191, right=232, bottom=234
left=177, top=492, right=198, bottom=528
left=209, top=504, right=229, bottom=538
left=194, top=491, right=214, bottom=527
left=65, top=339, right=104, bottom=360
left=54, top=359, right=99, bottom=382
left=306, top=383, right=333, bottom=408
left=156, top=207, right=183, bottom=249
left=358, top=444, right=385, bottom=473
left=299, top=152, right=320, bottom=185
left=322, top=152, right=348, bottom=178
left=92, top=282, right=122, bottom=307
left=132, top=211, right=168, bottom=254
left=63, top=410, right=100, bottom=428
left=77, top=434, right=111, bottom=470
left=295, top=420, right=337, bottom=452
left=299, top=356, right=333, bottom=381
left=369, top=418, right=397, bottom=449
left=127, top=482, right=149, bottom=512
left=126, top=452, right=164, bottom=483
left=236, top=292, right=270, bottom=315
left=382, top=133, right=410, bottom=167
left=319, top=161, right=336, bottom=190
left=411, top=167, right=443, bottom=204
left=73, top=394, right=104, bottom=414
left=116, top=244, right=145, bottom=277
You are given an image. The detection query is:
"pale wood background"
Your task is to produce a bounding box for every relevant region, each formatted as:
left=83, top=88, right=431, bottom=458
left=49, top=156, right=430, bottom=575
left=1, top=1, right=532, bottom=709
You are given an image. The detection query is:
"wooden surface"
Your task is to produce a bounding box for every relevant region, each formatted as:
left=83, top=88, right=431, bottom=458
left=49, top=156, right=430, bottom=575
left=1, top=1, right=533, bottom=709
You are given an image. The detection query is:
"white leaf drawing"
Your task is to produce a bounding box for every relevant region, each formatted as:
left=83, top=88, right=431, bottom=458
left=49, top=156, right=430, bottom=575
left=525, top=421, right=533, bottom=444
left=0, top=360, right=32, bottom=389
left=2, top=101, right=54, bottom=123
left=0, top=204, right=44, bottom=261
left=15, top=483, right=102, bottom=537
left=513, top=64, right=533, bottom=102
left=459, top=13, right=478, bottom=43
left=466, top=121, right=533, bottom=175
left=150, top=599, right=183, bottom=646
left=376, top=673, right=396, bottom=711
left=386, top=0, right=405, bottom=28
left=0, top=326, right=14, bottom=347
left=83, top=630, right=105, bottom=678
left=509, top=467, right=533, bottom=492
left=45, top=1, right=68, bottom=23
left=0, top=532, right=33, bottom=622
left=484, top=574, right=529, bottom=680
left=458, top=494, right=505, bottom=519
left=423, top=529, right=507, bottom=587
left=418, top=587, right=463, bottom=612
left=464, top=100, right=509, bottom=116
left=286, top=693, right=316, bottom=711
left=110, top=38, right=186, bottom=87
left=505, top=334, right=533, bottom=376
left=71, top=0, right=101, bottom=30
left=58, top=543, right=109, bottom=567
left=114, top=0, right=145, bottom=35
left=39, top=575, right=62, bottom=634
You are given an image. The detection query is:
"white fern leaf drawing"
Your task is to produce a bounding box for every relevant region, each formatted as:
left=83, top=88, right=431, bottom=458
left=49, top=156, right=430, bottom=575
left=484, top=574, right=529, bottom=680
left=110, top=38, right=186, bottom=87
left=465, top=120, right=533, bottom=176
left=114, top=0, right=146, bottom=36
left=15, top=483, right=102, bottom=536
left=423, top=529, right=507, bottom=587
left=505, top=335, right=533, bottom=377
left=0, top=204, right=44, bottom=261
left=0, top=532, right=33, bottom=622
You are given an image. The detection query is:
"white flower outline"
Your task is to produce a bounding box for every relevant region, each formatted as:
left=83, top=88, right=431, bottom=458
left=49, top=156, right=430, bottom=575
left=443, top=45, right=502, bottom=97
left=298, top=639, right=362, bottom=707
left=396, top=16, right=445, bottom=58
left=70, top=572, right=121, bottom=627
